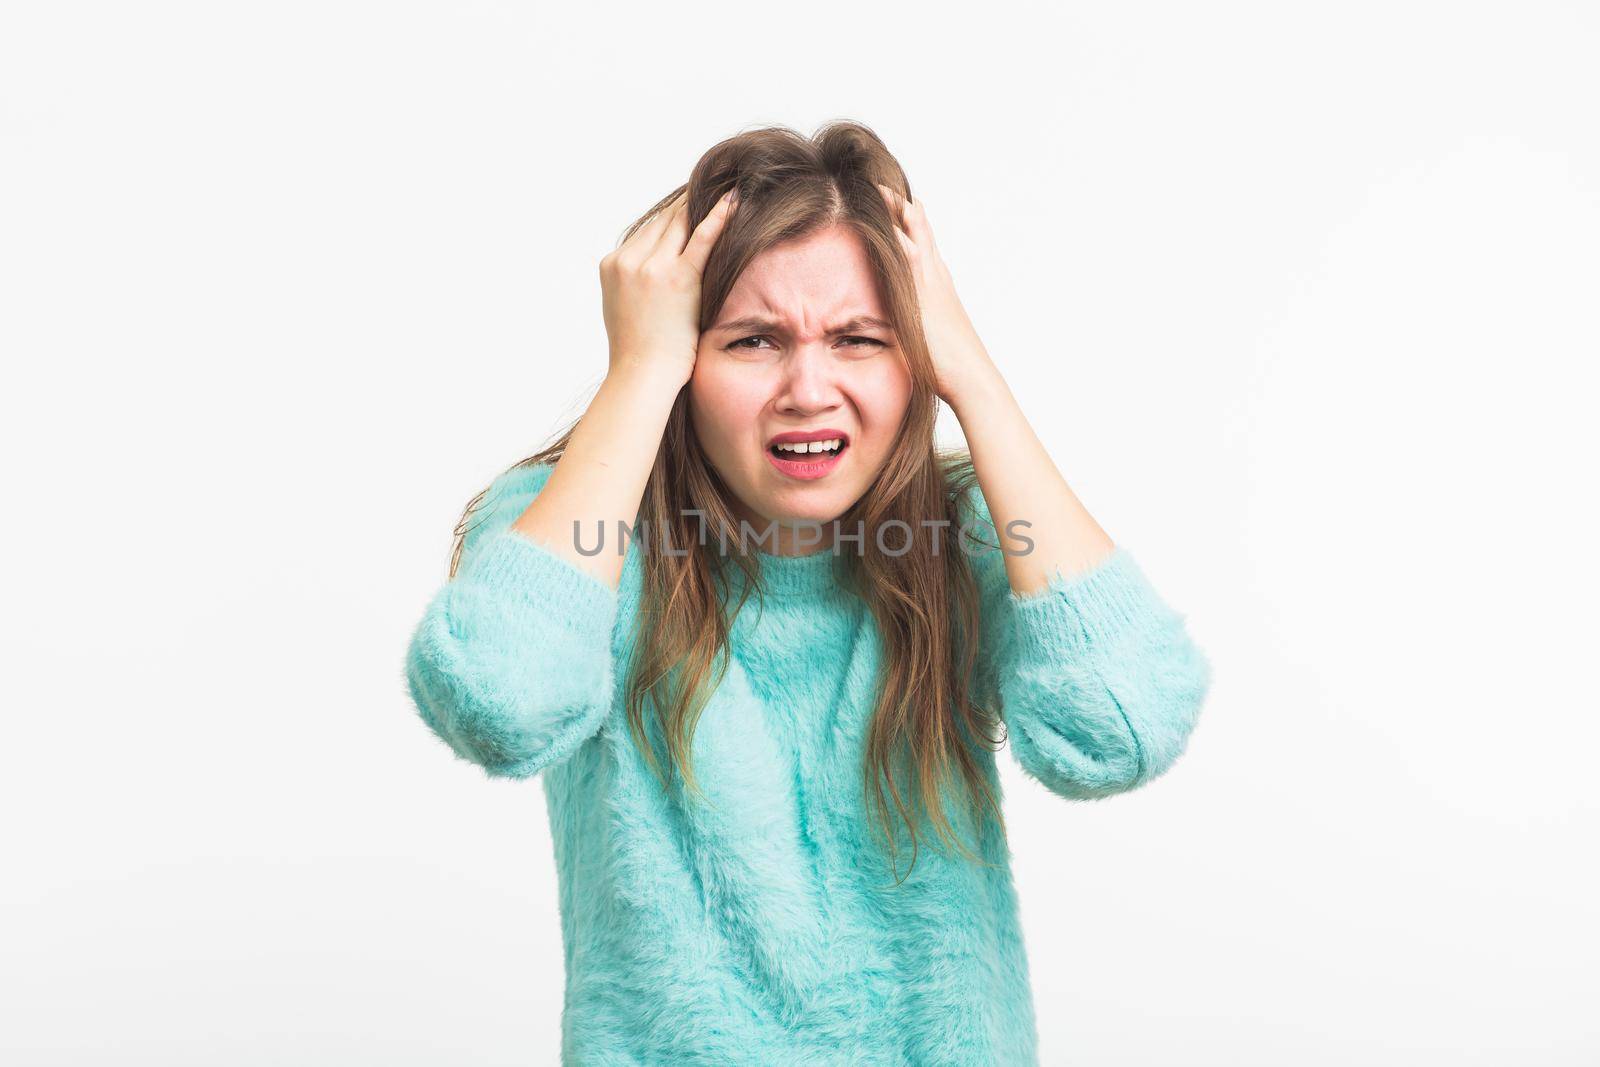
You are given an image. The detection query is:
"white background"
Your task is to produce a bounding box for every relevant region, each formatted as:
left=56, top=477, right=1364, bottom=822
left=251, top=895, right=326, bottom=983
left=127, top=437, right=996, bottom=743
left=4, top=2, right=1597, bottom=1064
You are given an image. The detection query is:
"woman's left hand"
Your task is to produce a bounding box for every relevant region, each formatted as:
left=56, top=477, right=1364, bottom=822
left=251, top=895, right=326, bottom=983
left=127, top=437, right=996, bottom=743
left=876, top=183, right=998, bottom=407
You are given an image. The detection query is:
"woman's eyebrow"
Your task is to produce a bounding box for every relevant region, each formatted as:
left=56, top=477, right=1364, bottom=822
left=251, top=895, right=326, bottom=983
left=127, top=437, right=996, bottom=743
left=712, top=315, right=894, bottom=334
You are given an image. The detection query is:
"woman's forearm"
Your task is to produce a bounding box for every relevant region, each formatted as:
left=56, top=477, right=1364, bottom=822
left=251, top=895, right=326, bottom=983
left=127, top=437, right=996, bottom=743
left=948, top=356, right=1116, bottom=597
left=510, top=364, right=683, bottom=591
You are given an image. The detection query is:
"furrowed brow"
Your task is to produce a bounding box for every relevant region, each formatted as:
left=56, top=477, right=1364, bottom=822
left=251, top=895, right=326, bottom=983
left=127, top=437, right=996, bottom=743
left=712, top=315, right=895, bottom=334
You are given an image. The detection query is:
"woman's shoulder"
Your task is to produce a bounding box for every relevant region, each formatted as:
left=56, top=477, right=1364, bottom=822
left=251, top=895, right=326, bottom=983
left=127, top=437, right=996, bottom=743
left=483, top=458, right=557, bottom=505
left=457, top=459, right=558, bottom=564
left=459, top=457, right=645, bottom=648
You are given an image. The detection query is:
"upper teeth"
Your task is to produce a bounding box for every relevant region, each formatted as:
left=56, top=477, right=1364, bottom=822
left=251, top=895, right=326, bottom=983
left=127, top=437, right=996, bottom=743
left=775, top=438, right=843, bottom=454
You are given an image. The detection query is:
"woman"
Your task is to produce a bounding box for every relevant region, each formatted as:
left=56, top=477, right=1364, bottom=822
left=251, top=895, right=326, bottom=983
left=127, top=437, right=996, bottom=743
left=404, top=121, right=1211, bottom=1065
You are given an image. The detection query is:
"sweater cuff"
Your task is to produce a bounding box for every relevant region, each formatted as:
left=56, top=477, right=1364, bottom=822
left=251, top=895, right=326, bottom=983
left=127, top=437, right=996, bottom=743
left=1007, top=547, right=1175, bottom=662
left=456, top=527, right=619, bottom=637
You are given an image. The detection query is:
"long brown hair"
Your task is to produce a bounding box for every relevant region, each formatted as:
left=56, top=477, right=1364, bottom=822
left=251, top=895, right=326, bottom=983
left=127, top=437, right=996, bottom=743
left=448, top=120, right=1007, bottom=883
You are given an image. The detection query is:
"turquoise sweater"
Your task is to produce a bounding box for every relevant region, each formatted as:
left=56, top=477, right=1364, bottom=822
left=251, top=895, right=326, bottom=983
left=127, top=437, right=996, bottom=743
left=404, top=461, right=1211, bottom=1064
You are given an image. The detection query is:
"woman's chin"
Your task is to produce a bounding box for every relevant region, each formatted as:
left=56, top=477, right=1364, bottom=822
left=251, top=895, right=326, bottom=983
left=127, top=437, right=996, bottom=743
left=745, top=489, right=852, bottom=527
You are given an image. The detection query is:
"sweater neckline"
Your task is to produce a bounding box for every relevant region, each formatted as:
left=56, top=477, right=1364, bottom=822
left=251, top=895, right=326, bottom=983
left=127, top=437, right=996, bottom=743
left=723, top=546, right=850, bottom=601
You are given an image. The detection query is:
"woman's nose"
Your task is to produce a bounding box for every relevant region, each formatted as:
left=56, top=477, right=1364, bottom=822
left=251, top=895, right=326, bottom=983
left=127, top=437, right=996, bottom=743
left=774, top=344, right=843, bottom=413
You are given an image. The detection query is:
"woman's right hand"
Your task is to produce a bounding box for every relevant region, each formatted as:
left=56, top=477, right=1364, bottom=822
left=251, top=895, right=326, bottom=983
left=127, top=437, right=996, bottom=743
left=599, top=186, right=738, bottom=388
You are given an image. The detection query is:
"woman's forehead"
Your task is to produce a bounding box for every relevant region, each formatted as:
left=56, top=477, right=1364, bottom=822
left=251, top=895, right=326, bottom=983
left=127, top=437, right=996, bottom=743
left=723, top=227, right=888, bottom=326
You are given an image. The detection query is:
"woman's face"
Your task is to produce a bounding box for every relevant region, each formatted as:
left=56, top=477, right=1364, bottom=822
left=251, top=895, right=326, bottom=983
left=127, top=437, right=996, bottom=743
left=690, top=222, right=911, bottom=555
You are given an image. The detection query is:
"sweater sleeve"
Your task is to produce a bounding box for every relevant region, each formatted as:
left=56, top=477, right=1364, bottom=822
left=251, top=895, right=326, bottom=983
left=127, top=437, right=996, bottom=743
left=962, top=487, right=1211, bottom=800
left=403, top=461, right=620, bottom=779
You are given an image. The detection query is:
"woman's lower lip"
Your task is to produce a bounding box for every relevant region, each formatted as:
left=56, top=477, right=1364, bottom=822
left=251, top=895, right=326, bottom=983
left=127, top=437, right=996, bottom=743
left=765, top=445, right=847, bottom=480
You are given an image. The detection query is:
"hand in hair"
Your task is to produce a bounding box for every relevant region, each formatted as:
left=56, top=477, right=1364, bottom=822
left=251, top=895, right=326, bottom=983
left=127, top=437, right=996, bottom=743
left=600, top=186, right=738, bottom=389
left=876, top=182, right=996, bottom=408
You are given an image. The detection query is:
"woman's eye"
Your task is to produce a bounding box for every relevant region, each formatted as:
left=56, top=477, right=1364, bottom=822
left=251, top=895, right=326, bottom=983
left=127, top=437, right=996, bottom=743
left=726, top=335, right=885, bottom=351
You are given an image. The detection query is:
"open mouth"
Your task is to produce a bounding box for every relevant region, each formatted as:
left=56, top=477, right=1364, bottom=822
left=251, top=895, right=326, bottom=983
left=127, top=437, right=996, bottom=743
left=765, top=431, right=851, bottom=479
left=767, top=437, right=848, bottom=460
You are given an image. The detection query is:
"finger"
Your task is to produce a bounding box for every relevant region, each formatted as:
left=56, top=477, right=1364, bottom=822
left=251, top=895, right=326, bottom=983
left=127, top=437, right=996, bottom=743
left=648, top=191, right=690, bottom=261
left=876, top=182, right=906, bottom=228
left=876, top=185, right=918, bottom=259
left=629, top=188, right=688, bottom=255
left=878, top=182, right=934, bottom=250
left=679, top=187, right=738, bottom=274
left=889, top=220, right=916, bottom=262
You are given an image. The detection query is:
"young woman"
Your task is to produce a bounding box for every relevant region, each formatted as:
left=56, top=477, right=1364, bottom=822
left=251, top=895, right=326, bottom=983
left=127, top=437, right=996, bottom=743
left=404, top=121, right=1211, bottom=1065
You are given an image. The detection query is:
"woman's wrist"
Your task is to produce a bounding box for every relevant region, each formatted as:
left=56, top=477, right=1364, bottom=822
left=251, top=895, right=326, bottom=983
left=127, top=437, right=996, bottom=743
left=944, top=356, right=1010, bottom=423
left=606, top=350, right=693, bottom=395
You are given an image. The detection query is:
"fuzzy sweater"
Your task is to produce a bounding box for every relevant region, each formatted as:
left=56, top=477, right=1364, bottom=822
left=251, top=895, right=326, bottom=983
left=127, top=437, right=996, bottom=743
left=403, top=460, right=1211, bottom=1065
